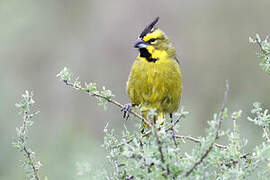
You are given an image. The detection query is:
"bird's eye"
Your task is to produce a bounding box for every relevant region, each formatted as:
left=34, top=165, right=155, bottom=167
left=147, top=38, right=157, bottom=44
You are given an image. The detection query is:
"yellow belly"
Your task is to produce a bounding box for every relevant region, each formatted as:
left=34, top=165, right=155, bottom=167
left=127, top=57, right=182, bottom=114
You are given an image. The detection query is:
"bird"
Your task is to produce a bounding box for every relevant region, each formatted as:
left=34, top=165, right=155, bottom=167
left=123, top=17, right=182, bottom=131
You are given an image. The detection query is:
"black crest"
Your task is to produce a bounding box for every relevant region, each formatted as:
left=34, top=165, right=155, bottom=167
left=139, top=17, right=159, bottom=38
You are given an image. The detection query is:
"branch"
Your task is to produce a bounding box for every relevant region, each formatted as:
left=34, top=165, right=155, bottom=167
left=255, top=36, right=268, bottom=53
left=232, top=115, right=239, bottom=153
left=165, top=115, right=226, bottom=148
left=142, top=112, right=183, bottom=137
left=263, top=127, right=270, bottom=142
left=251, top=34, right=270, bottom=75
left=255, top=38, right=264, bottom=52
left=174, top=135, right=226, bottom=149
left=152, top=123, right=165, bottom=163
left=111, top=102, right=226, bottom=150
left=14, top=91, right=41, bottom=180
left=22, top=112, right=40, bottom=180
left=60, top=69, right=227, bottom=152
left=113, top=133, right=226, bottom=150
left=166, top=114, right=187, bottom=147
left=62, top=79, right=151, bottom=128
left=23, top=146, right=40, bottom=180
left=149, top=118, right=170, bottom=177
left=183, top=80, right=229, bottom=177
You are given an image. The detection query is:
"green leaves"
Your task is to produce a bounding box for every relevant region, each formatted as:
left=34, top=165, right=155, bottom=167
left=57, top=68, right=115, bottom=110
left=97, top=86, right=114, bottom=110
left=85, top=82, right=98, bottom=95
left=84, top=83, right=114, bottom=109
left=250, top=34, right=270, bottom=74
left=15, top=90, right=37, bottom=114
left=248, top=102, right=270, bottom=128
left=232, top=110, right=242, bottom=120
left=248, top=102, right=270, bottom=142
left=76, top=162, right=91, bottom=176
left=98, top=104, right=270, bottom=179
left=56, top=67, right=72, bottom=81
left=13, top=91, right=41, bottom=180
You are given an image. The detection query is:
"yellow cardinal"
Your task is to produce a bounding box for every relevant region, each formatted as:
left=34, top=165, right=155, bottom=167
left=123, top=17, right=182, bottom=130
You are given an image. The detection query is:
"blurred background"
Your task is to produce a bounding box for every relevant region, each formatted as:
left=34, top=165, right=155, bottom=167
left=1, top=0, right=270, bottom=179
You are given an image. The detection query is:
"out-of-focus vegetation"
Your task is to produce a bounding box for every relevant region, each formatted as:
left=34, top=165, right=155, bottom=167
left=249, top=34, right=270, bottom=74
left=13, top=91, right=42, bottom=180
left=2, top=0, right=270, bottom=179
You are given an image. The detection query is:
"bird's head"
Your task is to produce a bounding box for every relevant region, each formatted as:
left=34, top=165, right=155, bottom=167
left=134, top=17, right=176, bottom=62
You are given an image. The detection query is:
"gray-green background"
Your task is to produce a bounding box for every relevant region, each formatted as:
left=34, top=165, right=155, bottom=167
left=1, top=0, right=270, bottom=179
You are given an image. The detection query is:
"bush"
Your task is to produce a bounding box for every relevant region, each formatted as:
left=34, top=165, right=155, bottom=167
left=13, top=34, right=270, bottom=179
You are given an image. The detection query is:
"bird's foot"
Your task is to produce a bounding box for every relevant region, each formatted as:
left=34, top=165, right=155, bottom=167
left=170, top=113, right=173, bottom=123
left=121, top=103, right=133, bottom=120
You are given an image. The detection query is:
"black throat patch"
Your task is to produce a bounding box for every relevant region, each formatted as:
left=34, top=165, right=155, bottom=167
left=139, top=48, right=157, bottom=63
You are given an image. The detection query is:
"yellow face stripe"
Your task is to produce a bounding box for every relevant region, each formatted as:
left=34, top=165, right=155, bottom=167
left=146, top=44, right=168, bottom=60
left=143, top=29, right=163, bottom=42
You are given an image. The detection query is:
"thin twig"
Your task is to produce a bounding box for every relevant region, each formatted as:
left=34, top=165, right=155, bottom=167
left=183, top=80, right=229, bottom=177
left=142, top=113, right=183, bottom=137
left=152, top=125, right=165, bottom=163
left=165, top=115, right=183, bottom=131
left=232, top=116, right=239, bottom=152
left=221, top=153, right=251, bottom=168
left=113, top=112, right=225, bottom=149
left=113, top=133, right=226, bottom=149
left=21, top=112, right=40, bottom=180
left=263, top=127, right=270, bottom=142
left=232, top=116, right=240, bottom=170
left=171, top=128, right=178, bottom=147
left=255, top=38, right=264, bottom=52
left=150, top=118, right=170, bottom=177
left=62, top=80, right=151, bottom=128
left=113, top=134, right=226, bottom=149
left=233, top=117, right=237, bottom=139
left=174, top=135, right=226, bottom=149
left=167, top=114, right=184, bottom=147
left=255, top=37, right=265, bottom=52
left=23, top=147, right=40, bottom=180
left=142, top=114, right=226, bottom=148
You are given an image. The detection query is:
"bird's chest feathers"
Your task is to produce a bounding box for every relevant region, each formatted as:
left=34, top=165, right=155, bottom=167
left=143, top=62, right=163, bottom=83
left=134, top=58, right=173, bottom=93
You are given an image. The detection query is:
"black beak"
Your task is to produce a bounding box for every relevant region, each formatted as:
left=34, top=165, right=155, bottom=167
left=134, top=38, right=148, bottom=49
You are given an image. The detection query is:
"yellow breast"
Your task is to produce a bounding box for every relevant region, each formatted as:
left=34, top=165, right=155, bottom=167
left=127, top=56, right=182, bottom=114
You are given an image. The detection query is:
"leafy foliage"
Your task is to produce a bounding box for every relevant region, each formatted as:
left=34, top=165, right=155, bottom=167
left=249, top=34, right=270, bottom=74
left=13, top=33, right=270, bottom=179
left=57, top=67, right=114, bottom=110
left=13, top=91, right=42, bottom=180
left=56, top=67, right=270, bottom=179
left=100, top=108, right=269, bottom=179
left=248, top=102, right=270, bottom=142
